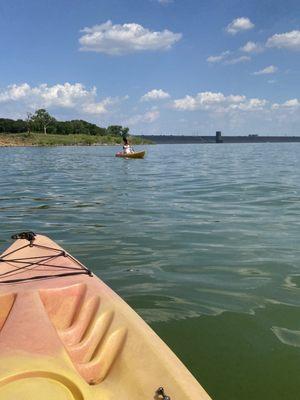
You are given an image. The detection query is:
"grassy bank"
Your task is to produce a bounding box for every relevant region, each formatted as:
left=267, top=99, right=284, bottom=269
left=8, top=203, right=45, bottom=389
left=0, top=133, right=152, bottom=147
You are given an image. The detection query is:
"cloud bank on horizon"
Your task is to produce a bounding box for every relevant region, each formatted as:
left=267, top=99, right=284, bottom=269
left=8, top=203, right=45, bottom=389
left=0, top=0, right=299, bottom=135
left=0, top=83, right=122, bottom=116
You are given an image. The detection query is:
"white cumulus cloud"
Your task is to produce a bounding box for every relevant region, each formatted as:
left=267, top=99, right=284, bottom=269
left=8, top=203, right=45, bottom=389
left=0, top=82, right=121, bottom=116
left=171, top=90, right=300, bottom=134
left=226, top=17, right=254, bottom=35
left=0, top=83, right=31, bottom=102
left=144, top=110, right=160, bottom=122
left=173, top=91, right=267, bottom=112
left=283, top=99, right=300, bottom=107
left=173, top=91, right=228, bottom=111
left=79, top=20, right=182, bottom=55
left=272, top=99, right=300, bottom=110
left=225, top=55, right=251, bottom=65
left=240, top=41, right=263, bottom=53
left=206, top=50, right=230, bottom=63
left=141, top=89, right=170, bottom=101
left=82, top=97, right=120, bottom=114
left=230, top=98, right=268, bottom=111
left=126, top=110, right=160, bottom=125
left=253, top=65, right=278, bottom=75
left=207, top=52, right=251, bottom=65
left=266, top=30, right=300, bottom=51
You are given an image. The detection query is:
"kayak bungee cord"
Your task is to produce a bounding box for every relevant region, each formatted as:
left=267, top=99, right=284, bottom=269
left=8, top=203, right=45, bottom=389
left=0, top=231, right=92, bottom=284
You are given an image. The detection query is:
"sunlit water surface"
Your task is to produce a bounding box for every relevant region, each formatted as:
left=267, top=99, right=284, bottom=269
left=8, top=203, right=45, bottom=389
left=1, top=143, right=300, bottom=399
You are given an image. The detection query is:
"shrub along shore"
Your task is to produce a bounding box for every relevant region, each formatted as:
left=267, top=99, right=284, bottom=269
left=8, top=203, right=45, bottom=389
left=0, top=133, right=152, bottom=147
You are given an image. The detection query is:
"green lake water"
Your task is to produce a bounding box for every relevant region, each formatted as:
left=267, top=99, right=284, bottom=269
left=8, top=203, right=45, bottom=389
left=1, top=143, right=300, bottom=399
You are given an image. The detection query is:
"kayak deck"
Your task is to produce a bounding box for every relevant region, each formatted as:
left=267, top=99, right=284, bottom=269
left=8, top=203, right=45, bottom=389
left=0, top=234, right=211, bottom=399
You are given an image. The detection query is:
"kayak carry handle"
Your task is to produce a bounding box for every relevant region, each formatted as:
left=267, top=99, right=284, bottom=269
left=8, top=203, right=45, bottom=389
left=155, top=387, right=171, bottom=400
left=11, top=231, right=36, bottom=246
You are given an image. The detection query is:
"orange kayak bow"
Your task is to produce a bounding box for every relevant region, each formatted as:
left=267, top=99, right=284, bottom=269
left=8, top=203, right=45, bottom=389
left=0, top=232, right=211, bottom=400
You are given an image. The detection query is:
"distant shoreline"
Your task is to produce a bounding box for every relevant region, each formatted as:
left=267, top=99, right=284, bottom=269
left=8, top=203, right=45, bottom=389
left=140, top=135, right=300, bottom=144
left=0, top=133, right=152, bottom=147
left=2, top=133, right=300, bottom=147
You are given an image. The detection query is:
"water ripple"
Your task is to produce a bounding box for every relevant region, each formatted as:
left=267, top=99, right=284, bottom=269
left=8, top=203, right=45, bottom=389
left=1, top=143, right=300, bottom=323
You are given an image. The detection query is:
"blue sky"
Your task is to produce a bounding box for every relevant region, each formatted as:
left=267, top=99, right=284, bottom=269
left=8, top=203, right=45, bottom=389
left=0, top=0, right=299, bottom=135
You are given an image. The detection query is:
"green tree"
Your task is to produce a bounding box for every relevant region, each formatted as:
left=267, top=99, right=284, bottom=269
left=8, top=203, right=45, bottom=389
left=121, top=127, right=129, bottom=140
left=0, top=118, right=27, bottom=133
left=107, top=125, right=130, bottom=139
left=106, top=125, right=123, bottom=136
left=31, top=109, right=56, bottom=134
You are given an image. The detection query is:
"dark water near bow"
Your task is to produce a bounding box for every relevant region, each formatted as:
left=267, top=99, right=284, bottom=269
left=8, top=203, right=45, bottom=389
left=1, top=143, right=300, bottom=399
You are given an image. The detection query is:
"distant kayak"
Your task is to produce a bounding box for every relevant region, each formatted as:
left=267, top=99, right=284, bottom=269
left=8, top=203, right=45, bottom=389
left=0, top=232, right=212, bottom=399
left=115, top=150, right=145, bottom=159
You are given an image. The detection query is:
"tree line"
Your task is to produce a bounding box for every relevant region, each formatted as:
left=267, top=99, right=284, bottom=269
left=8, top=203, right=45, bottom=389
left=0, top=109, right=130, bottom=137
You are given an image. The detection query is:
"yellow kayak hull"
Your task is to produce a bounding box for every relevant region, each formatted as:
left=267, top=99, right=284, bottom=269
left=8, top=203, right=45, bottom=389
left=0, top=234, right=211, bottom=399
left=115, top=151, right=145, bottom=159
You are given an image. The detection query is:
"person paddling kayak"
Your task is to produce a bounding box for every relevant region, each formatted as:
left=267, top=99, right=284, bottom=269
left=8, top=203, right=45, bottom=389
left=115, top=128, right=146, bottom=158
left=122, top=136, right=134, bottom=155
